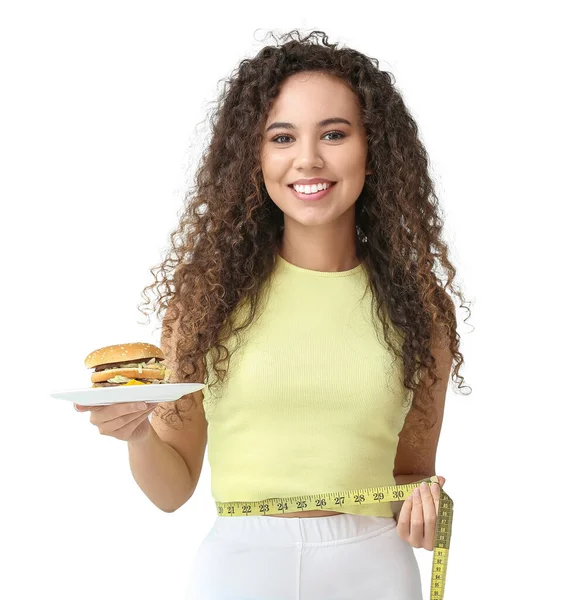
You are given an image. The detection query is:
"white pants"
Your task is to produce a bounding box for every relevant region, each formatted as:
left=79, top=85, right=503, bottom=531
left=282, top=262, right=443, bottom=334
left=185, top=513, right=423, bottom=599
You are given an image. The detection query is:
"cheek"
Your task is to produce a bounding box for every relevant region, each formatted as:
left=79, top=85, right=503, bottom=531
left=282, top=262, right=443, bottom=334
left=342, top=177, right=367, bottom=200
left=263, top=162, right=288, bottom=185
left=341, top=152, right=368, bottom=179
left=262, top=180, right=287, bottom=211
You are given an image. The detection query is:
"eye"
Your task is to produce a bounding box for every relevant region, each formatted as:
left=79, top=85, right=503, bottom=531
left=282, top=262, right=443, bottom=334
left=271, top=131, right=346, bottom=144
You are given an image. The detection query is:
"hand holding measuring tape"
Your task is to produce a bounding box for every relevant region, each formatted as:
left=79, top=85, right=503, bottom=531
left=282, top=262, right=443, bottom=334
left=397, top=475, right=446, bottom=551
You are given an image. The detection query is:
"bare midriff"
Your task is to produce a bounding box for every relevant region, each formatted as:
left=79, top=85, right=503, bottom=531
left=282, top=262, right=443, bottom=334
left=266, top=509, right=343, bottom=518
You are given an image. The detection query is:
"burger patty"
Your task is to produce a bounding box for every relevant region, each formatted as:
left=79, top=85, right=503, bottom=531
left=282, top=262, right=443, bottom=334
left=94, top=358, right=162, bottom=372
left=92, top=379, right=165, bottom=387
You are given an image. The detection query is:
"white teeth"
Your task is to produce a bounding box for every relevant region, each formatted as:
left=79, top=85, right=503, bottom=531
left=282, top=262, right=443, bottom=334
left=292, top=182, right=332, bottom=194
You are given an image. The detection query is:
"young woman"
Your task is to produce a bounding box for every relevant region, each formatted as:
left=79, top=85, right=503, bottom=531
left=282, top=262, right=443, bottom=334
left=82, top=29, right=469, bottom=600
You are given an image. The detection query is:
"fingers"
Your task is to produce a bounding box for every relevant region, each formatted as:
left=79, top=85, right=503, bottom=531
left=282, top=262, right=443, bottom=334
left=431, top=476, right=445, bottom=511
left=99, top=407, right=155, bottom=439
left=418, top=481, right=437, bottom=551
left=93, top=405, right=154, bottom=431
left=94, top=402, right=151, bottom=425
left=396, top=481, right=440, bottom=551
left=408, top=486, right=425, bottom=548
left=396, top=494, right=413, bottom=541
left=75, top=402, right=148, bottom=412
left=74, top=401, right=156, bottom=440
left=74, top=402, right=149, bottom=422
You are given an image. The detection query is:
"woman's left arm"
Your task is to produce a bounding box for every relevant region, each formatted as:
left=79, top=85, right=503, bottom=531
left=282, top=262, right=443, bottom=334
left=391, top=321, right=453, bottom=550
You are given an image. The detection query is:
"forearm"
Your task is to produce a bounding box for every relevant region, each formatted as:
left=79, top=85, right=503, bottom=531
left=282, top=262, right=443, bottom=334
left=127, top=424, right=194, bottom=513
left=391, top=473, right=434, bottom=523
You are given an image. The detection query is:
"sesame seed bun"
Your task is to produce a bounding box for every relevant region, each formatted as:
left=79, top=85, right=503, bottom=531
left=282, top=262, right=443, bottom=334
left=84, top=342, right=165, bottom=369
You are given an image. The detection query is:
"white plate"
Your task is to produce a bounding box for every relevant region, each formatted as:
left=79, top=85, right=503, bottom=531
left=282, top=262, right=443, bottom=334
left=50, top=383, right=205, bottom=407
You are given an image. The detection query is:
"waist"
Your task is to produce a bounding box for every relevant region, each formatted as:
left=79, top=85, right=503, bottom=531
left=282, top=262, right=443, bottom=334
left=209, top=512, right=397, bottom=544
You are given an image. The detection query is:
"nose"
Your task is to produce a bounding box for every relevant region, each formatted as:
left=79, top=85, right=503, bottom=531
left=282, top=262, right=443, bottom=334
left=293, top=139, right=324, bottom=170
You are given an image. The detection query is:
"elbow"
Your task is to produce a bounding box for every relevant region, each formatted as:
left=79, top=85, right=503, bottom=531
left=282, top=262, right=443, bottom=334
left=159, top=488, right=197, bottom=514
left=159, top=502, right=183, bottom=514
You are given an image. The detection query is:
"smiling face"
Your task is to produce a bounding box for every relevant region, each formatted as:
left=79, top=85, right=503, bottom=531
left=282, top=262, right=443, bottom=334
left=260, top=71, right=370, bottom=231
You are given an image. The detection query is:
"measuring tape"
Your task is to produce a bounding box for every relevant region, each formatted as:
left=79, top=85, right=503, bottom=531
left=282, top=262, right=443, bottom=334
left=216, top=475, right=453, bottom=600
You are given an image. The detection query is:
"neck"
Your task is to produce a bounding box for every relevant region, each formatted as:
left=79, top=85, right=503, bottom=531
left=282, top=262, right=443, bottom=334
left=278, top=224, right=359, bottom=272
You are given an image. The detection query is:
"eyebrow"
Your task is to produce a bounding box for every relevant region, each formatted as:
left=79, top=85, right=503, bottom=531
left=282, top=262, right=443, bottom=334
left=265, top=117, right=352, bottom=133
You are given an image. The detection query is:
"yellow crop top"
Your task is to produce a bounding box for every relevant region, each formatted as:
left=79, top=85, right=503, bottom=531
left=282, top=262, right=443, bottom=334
left=201, top=253, right=413, bottom=517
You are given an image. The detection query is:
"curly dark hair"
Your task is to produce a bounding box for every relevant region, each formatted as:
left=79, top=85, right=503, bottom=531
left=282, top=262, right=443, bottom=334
left=137, top=29, right=472, bottom=454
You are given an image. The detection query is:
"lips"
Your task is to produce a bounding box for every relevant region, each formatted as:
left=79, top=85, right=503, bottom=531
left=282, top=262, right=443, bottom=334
left=288, top=181, right=337, bottom=201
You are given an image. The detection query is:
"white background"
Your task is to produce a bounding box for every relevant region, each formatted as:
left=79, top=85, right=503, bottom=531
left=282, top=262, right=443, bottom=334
left=2, top=1, right=565, bottom=598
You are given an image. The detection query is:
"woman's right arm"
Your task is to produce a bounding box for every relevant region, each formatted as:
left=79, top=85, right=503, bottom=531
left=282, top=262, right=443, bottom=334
left=127, top=302, right=208, bottom=513
left=127, top=394, right=207, bottom=513
left=78, top=395, right=205, bottom=513
left=127, top=385, right=208, bottom=512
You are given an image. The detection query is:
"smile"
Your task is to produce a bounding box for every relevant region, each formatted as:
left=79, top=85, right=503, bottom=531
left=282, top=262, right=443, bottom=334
left=288, top=182, right=337, bottom=201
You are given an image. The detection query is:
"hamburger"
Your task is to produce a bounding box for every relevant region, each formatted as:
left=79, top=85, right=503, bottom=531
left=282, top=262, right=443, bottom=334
left=85, top=342, right=172, bottom=388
